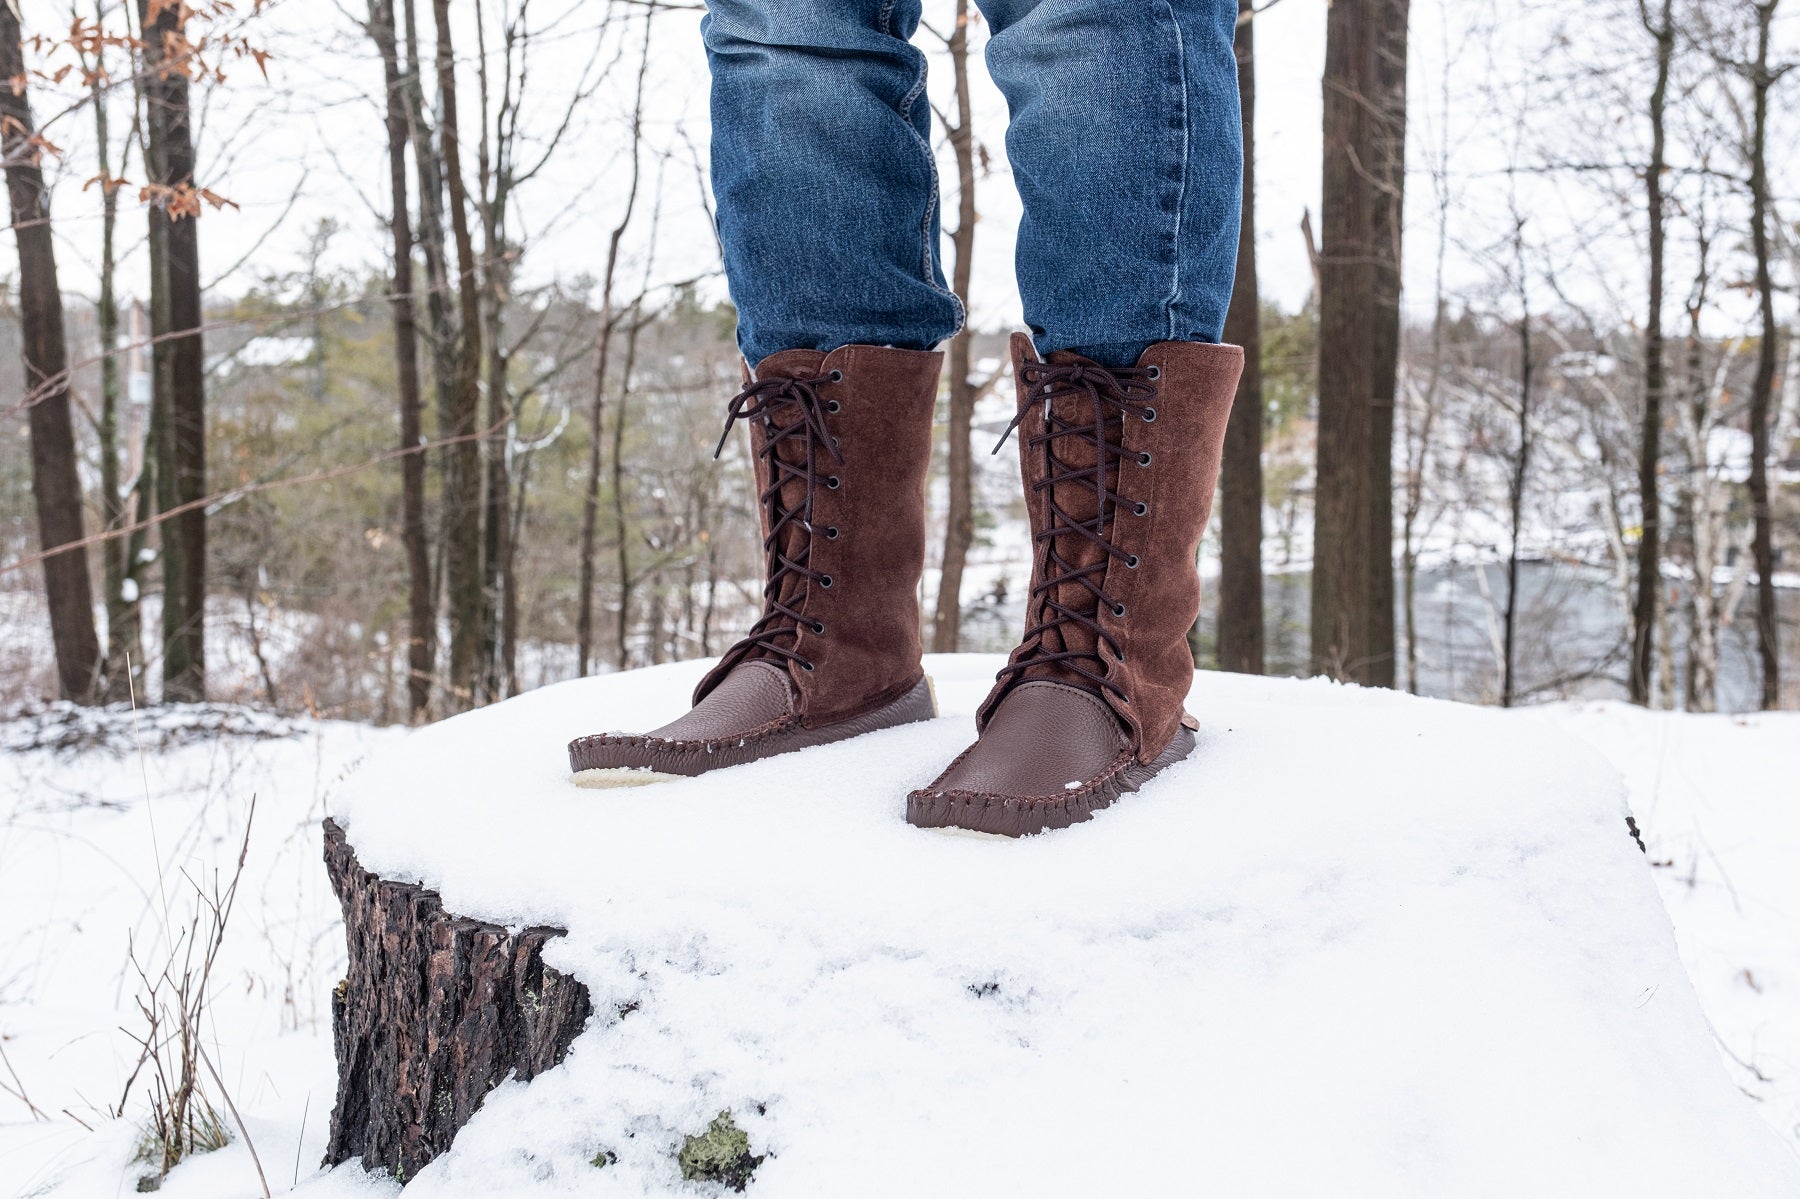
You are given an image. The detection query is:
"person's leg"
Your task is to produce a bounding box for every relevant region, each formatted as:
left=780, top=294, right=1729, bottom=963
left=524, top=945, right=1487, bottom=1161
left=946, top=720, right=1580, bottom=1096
left=909, top=0, right=1245, bottom=835
left=570, top=0, right=949, bottom=785
left=704, top=0, right=963, bottom=363
left=979, top=0, right=1242, bottom=366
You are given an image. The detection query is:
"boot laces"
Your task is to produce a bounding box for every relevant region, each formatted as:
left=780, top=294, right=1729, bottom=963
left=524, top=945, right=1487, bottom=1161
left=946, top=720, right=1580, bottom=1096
left=993, top=360, right=1158, bottom=703
left=713, top=373, right=844, bottom=672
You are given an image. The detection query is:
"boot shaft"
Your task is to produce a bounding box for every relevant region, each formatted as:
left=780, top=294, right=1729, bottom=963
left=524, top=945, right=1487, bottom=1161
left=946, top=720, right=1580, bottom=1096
left=699, top=344, right=942, bottom=727
left=981, top=334, right=1242, bottom=760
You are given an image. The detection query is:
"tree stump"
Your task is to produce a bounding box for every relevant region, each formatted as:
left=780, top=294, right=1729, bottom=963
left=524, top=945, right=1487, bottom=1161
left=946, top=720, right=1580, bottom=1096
left=322, top=819, right=591, bottom=1180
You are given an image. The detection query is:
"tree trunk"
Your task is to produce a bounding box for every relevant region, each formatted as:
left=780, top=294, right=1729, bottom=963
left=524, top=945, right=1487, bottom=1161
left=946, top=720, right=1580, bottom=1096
left=433, top=0, right=486, bottom=713
left=322, top=820, right=589, bottom=1180
left=577, top=13, right=653, bottom=676
left=2, top=5, right=103, bottom=704
left=1502, top=294, right=1532, bottom=709
left=1631, top=0, right=1673, bottom=706
left=612, top=319, right=644, bottom=669
left=1311, top=0, right=1376, bottom=682
left=1365, top=0, right=1409, bottom=689
left=931, top=0, right=977, bottom=655
left=401, top=0, right=456, bottom=629
left=1682, top=329, right=1720, bottom=712
left=370, top=0, right=435, bottom=721
left=1216, top=0, right=1264, bottom=675
left=139, top=0, right=208, bottom=702
left=1744, top=0, right=1783, bottom=711
left=91, top=17, right=143, bottom=704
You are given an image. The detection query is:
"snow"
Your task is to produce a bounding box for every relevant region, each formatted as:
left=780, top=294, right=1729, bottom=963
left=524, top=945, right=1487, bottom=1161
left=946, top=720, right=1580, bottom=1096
left=323, top=657, right=1799, bottom=1196
left=4, top=663, right=1799, bottom=1197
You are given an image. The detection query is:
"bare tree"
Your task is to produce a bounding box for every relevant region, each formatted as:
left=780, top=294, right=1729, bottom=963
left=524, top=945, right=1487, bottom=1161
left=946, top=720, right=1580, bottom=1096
left=1216, top=0, right=1264, bottom=675
left=138, top=0, right=210, bottom=701
left=3, top=0, right=103, bottom=703
left=1501, top=214, right=1535, bottom=709
left=928, top=0, right=977, bottom=654
left=1629, top=0, right=1675, bottom=706
left=432, top=0, right=486, bottom=711
left=1366, top=0, right=1410, bottom=689
left=1312, top=0, right=1377, bottom=681
left=77, top=0, right=150, bottom=702
left=577, top=6, right=653, bottom=675
left=1736, top=0, right=1790, bottom=709
left=368, top=0, right=434, bottom=719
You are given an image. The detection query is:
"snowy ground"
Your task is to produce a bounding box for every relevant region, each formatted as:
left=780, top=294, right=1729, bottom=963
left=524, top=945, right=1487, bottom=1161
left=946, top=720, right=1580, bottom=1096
left=2, top=659, right=1798, bottom=1196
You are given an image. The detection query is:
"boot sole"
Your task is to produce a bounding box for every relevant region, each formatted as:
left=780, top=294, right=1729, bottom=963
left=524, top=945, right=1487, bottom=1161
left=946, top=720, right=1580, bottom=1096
left=569, top=675, right=938, bottom=788
left=906, top=725, right=1196, bottom=838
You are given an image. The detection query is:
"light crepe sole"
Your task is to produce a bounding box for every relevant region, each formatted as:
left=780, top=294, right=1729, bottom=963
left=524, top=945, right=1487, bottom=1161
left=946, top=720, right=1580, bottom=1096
left=569, top=675, right=939, bottom=791
left=571, top=767, right=686, bottom=789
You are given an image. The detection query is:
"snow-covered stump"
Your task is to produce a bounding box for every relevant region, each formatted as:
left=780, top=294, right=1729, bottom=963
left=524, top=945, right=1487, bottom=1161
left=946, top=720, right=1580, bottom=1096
left=322, top=819, right=591, bottom=1179
left=323, top=656, right=1800, bottom=1196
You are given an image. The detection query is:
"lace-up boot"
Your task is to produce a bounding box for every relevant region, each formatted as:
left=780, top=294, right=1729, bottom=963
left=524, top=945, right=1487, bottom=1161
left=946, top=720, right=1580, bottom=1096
left=570, top=345, right=941, bottom=784
left=908, top=333, right=1241, bottom=834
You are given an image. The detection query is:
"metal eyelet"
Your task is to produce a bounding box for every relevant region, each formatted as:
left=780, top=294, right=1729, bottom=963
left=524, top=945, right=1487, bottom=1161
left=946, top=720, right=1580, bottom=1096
left=1112, top=603, right=1127, bottom=617
left=825, top=526, right=840, bottom=539
left=1142, top=407, right=1157, bottom=422
left=819, top=575, right=834, bottom=589
left=827, top=400, right=841, bottom=413
left=827, top=476, right=841, bottom=489
left=1133, top=502, right=1149, bottom=517
left=829, top=370, right=844, bottom=383
left=801, top=660, right=816, bottom=671
left=1126, top=555, right=1140, bottom=569
left=1145, top=365, right=1161, bottom=380
left=1138, top=452, right=1152, bottom=466
left=811, top=621, right=826, bottom=635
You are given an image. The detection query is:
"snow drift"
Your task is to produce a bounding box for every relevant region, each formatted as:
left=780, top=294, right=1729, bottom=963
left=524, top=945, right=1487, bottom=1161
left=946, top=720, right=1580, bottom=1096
left=325, top=655, right=1800, bottom=1197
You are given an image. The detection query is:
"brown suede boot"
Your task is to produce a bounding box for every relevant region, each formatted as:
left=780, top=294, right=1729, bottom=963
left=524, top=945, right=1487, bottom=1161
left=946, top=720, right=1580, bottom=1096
left=908, top=333, right=1241, bottom=835
left=570, top=345, right=941, bottom=785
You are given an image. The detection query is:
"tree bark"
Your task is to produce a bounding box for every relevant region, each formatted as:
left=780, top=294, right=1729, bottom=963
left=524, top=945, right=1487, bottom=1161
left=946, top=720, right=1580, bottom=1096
left=2, top=4, right=103, bottom=704
left=1743, top=0, right=1785, bottom=710
left=931, top=0, right=977, bottom=655
left=401, top=0, right=456, bottom=630
left=1311, top=0, right=1376, bottom=682
left=138, top=0, right=208, bottom=702
left=1630, top=0, right=1674, bottom=706
left=370, top=0, right=435, bottom=721
left=322, top=820, right=590, bottom=1180
left=1502, top=243, right=1533, bottom=709
left=473, top=10, right=518, bottom=705
left=432, top=0, right=487, bottom=712
left=1216, top=0, right=1264, bottom=675
left=1365, top=0, right=1409, bottom=689
left=577, top=12, right=653, bottom=675
left=87, top=13, right=141, bottom=703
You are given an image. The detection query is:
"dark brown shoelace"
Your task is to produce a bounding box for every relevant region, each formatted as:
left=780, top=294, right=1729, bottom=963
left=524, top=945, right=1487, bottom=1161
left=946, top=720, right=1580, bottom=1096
left=713, top=371, right=844, bottom=673
left=993, top=359, right=1160, bottom=703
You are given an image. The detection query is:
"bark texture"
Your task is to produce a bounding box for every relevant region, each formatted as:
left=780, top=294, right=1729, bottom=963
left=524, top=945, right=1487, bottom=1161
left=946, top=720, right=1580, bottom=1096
left=1631, top=0, right=1673, bottom=706
left=2, top=4, right=103, bottom=703
left=323, top=820, right=590, bottom=1180
left=139, top=0, right=208, bottom=702
left=370, top=0, right=435, bottom=721
left=432, top=0, right=486, bottom=712
left=1311, top=0, right=1376, bottom=681
left=931, top=0, right=977, bottom=655
left=1216, top=0, right=1264, bottom=675
left=1366, top=0, right=1409, bottom=689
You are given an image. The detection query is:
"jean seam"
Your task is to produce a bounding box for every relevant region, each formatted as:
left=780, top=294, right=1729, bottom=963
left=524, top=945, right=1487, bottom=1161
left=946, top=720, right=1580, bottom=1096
left=1159, top=0, right=1190, bottom=343
left=895, top=46, right=967, bottom=338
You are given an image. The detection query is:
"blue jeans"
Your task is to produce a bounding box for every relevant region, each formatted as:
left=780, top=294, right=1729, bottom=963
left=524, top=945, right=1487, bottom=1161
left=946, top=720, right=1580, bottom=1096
left=703, top=0, right=1243, bottom=368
